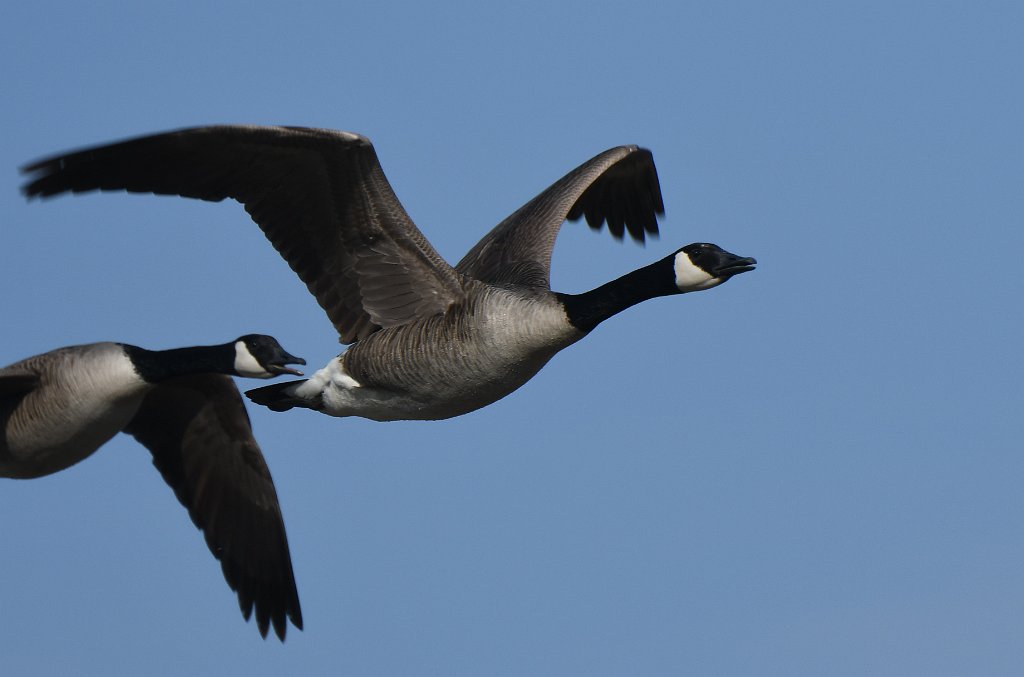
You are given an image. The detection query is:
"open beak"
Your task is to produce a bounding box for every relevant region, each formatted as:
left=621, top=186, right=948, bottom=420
left=267, top=352, right=306, bottom=376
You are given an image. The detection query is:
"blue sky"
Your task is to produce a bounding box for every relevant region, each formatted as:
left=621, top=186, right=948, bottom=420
left=2, top=1, right=1022, bottom=675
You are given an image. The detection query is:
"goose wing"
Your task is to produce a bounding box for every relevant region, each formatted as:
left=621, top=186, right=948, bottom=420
left=0, top=370, right=40, bottom=398
left=456, top=145, right=664, bottom=288
left=122, top=373, right=302, bottom=640
left=22, top=126, right=465, bottom=343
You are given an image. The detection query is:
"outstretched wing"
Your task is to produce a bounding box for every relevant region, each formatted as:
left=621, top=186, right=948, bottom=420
left=456, top=146, right=664, bottom=288
left=22, top=125, right=465, bottom=343
left=123, top=374, right=302, bottom=640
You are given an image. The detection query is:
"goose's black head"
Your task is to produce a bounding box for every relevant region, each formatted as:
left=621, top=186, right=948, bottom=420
left=233, top=335, right=306, bottom=378
left=673, top=243, right=757, bottom=292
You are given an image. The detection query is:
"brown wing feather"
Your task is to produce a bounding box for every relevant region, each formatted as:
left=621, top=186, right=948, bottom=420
left=456, top=146, right=664, bottom=288
left=21, top=125, right=465, bottom=343
left=122, top=373, right=302, bottom=640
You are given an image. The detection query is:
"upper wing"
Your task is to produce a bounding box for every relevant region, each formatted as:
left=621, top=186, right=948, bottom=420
left=22, top=125, right=465, bottom=343
left=122, top=374, right=302, bottom=641
left=455, top=146, right=664, bottom=288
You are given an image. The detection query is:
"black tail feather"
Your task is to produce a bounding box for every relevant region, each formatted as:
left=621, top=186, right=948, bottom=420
left=245, top=380, right=313, bottom=412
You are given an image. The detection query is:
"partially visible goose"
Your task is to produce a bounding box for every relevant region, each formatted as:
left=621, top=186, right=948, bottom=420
left=21, top=126, right=756, bottom=421
left=0, top=335, right=305, bottom=640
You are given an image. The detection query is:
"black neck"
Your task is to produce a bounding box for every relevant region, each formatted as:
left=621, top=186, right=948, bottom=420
left=123, top=342, right=236, bottom=383
left=556, top=257, right=680, bottom=334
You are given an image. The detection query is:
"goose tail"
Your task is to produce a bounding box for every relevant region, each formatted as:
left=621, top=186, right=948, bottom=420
left=245, top=380, right=317, bottom=412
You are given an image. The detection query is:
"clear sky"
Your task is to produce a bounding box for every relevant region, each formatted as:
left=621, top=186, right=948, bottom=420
left=2, top=2, right=1021, bottom=675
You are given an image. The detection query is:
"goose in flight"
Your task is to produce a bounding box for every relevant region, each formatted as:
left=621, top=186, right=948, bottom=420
left=0, top=335, right=305, bottom=640
left=21, top=126, right=756, bottom=421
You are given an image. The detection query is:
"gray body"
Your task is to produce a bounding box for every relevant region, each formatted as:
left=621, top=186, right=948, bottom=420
left=309, top=285, right=583, bottom=420
left=1, top=343, right=145, bottom=478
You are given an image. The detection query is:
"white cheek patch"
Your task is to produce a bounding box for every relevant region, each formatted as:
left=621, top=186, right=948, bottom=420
left=234, top=341, right=271, bottom=378
left=673, top=252, right=721, bottom=291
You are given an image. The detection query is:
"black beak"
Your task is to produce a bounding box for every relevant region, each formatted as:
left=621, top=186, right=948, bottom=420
left=267, top=352, right=306, bottom=376
left=712, top=254, right=757, bottom=278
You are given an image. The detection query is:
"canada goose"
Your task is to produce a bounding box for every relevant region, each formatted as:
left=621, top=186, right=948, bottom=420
left=0, top=335, right=305, bottom=640
left=21, top=125, right=756, bottom=421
